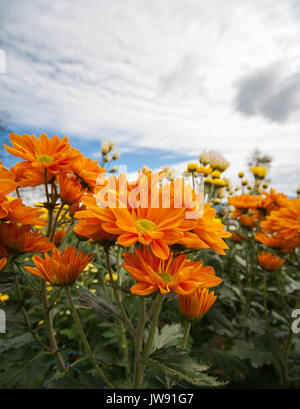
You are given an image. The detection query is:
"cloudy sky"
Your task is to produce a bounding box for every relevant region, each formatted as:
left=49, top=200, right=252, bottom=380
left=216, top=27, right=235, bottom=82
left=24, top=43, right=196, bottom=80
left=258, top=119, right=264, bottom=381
left=0, top=0, right=300, bottom=195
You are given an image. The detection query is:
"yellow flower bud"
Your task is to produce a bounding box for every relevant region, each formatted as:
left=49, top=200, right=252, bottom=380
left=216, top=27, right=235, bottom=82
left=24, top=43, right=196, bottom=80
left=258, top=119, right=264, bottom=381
left=112, top=152, right=120, bottom=160
left=187, top=162, right=199, bottom=172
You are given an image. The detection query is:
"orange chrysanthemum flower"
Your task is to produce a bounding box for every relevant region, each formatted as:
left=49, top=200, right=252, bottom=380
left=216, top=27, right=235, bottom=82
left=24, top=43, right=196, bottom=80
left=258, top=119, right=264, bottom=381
left=71, top=153, right=105, bottom=190
left=78, top=189, right=188, bottom=260
left=109, top=206, right=187, bottom=259
left=59, top=172, right=86, bottom=205
left=24, top=246, right=94, bottom=285
left=231, top=232, right=246, bottom=243
left=53, top=229, right=67, bottom=247
left=1, top=198, right=47, bottom=225
left=178, top=203, right=231, bottom=255
left=11, top=161, right=53, bottom=188
left=0, top=223, right=54, bottom=254
left=260, top=188, right=290, bottom=214
left=4, top=133, right=81, bottom=173
left=0, top=163, right=18, bottom=195
left=0, top=195, right=10, bottom=220
left=69, top=201, right=86, bottom=216
left=261, top=199, right=300, bottom=240
left=239, top=214, right=257, bottom=228
left=0, top=257, right=7, bottom=271
left=178, top=287, right=217, bottom=321
left=258, top=251, right=285, bottom=271
left=254, top=232, right=299, bottom=253
left=122, top=246, right=222, bottom=296
left=73, top=218, right=117, bottom=246
left=228, top=194, right=263, bottom=212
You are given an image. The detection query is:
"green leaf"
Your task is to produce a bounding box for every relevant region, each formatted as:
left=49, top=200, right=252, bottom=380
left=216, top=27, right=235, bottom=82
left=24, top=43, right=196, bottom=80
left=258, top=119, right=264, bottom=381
left=0, top=332, right=33, bottom=353
left=0, top=349, right=50, bottom=388
left=60, top=327, right=77, bottom=340
left=0, top=269, right=15, bottom=293
left=207, top=310, right=239, bottom=338
left=76, top=288, right=121, bottom=319
left=93, top=342, right=128, bottom=367
left=150, top=324, right=184, bottom=352
left=239, top=317, right=268, bottom=335
left=284, top=275, right=300, bottom=294
left=47, top=374, right=89, bottom=389
left=235, top=255, right=246, bottom=268
left=146, top=347, right=226, bottom=387
left=196, top=346, right=280, bottom=388
left=230, top=343, right=275, bottom=368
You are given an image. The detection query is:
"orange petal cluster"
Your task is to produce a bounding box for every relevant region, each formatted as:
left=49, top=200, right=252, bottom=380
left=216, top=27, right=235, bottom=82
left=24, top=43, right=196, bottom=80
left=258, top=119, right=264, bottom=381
left=4, top=133, right=81, bottom=174
left=0, top=163, right=17, bottom=195
left=0, top=223, right=54, bottom=254
left=261, top=199, right=300, bottom=240
left=0, top=257, right=7, bottom=271
left=178, top=203, right=231, bottom=255
left=25, top=246, right=94, bottom=285
left=254, top=232, right=299, bottom=253
left=122, top=246, right=222, bottom=296
left=71, top=153, right=105, bottom=191
left=73, top=217, right=117, bottom=246
left=75, top=173, right=231, bottom=260
left=178, top=288, right=217, bottom=321
left=0, top=198, right=47, bottom=225
left=258, top=251, right=285, bottom=271
left=59, top=172, right=86, bottom=205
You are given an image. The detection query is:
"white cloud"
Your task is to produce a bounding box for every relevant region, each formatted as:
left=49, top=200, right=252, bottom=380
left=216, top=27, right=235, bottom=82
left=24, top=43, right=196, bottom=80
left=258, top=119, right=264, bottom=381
left=0, top=0, right=299, bottom=195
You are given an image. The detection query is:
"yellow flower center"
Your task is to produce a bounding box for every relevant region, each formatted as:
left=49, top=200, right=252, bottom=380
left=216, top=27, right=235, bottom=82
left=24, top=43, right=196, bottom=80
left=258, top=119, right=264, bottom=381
left=37, top=154, right=54, bottom=164
left=159, top=273, right=173, bottom=284
left=135, top=219, right=156, bottom=233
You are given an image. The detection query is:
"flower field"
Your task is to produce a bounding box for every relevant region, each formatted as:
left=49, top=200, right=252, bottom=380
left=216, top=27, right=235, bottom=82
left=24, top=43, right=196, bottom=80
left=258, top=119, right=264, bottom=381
left=0, top=132, right=300, bottom=389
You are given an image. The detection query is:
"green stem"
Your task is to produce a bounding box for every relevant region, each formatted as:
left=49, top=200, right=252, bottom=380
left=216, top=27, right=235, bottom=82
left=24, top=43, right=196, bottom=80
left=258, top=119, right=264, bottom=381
left=167, top=319, right=191, bottom=389
left=133, top=296, right=146, bottom=389
left=115, top=246, right=130, bottom=375
left=47, top=287, right=62, bottom=311
left=243, top=243, right=252, bottom=316
left=263, top=271, right=268, bottom=320
left=41, top=281, right=66, bottom=372
left=13, top=271, right=49, bottom=351
left=14, top=262, right=41, bottom=295
left=275, top=268, right=290, bottom=315
left=59, top=219, right=75, bottom=250
left=65, top=286, right=113, bottom=388
left=262, top=270, right=288, bottom=387
left=95, top=244, right=109, bottom=299
left=144, top=293, right=164, bottom=356
left=136, top=293, right=164, bottom=389
left=145, top=293, right=162, bottom=321
left=49, top=202, right=65, bottom=242
left=181, top=321, right=191, bottom=351
left=57, top=204, right=70, bottom=225
left=104, top=247, right=135, bottom=337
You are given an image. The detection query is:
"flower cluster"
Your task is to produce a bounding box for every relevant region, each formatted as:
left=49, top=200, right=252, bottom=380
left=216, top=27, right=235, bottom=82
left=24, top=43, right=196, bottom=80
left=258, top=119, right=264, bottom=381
left=74, top=165, right=231, bottom=319
left=228, top=186, right=300, bottom=269
left=1, top=131, right=299, bottom=389
left=1, top=132, right=231, bottom=325
left=0, top=133, right=101, bottom=282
